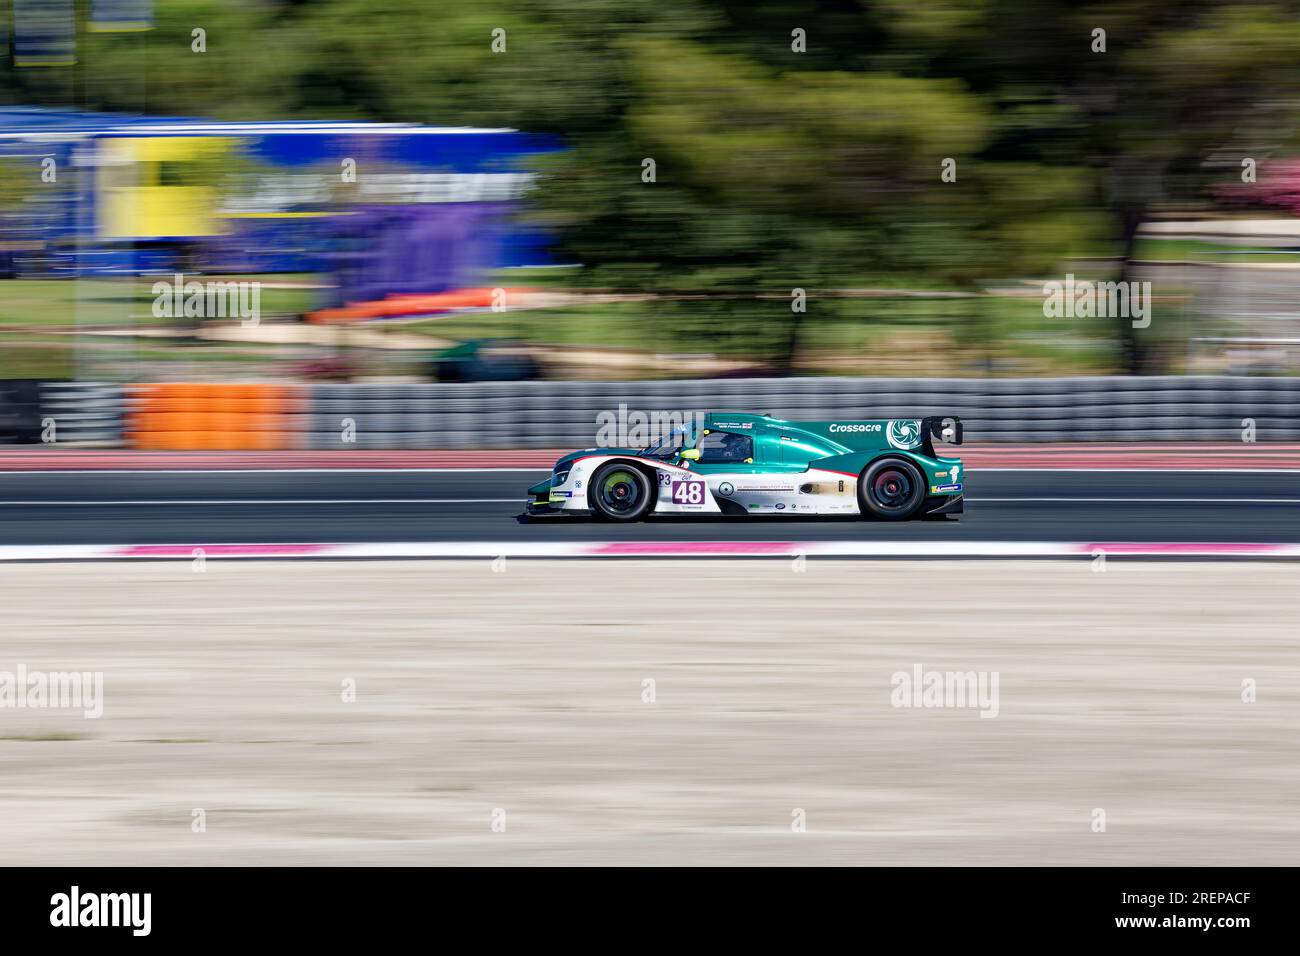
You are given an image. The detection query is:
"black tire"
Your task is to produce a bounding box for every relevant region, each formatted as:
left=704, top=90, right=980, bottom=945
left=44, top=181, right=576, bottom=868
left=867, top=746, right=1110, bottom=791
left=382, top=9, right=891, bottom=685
left=859, top=457, right=926, bottom=520
left=589, top=462, right=653, bottom=521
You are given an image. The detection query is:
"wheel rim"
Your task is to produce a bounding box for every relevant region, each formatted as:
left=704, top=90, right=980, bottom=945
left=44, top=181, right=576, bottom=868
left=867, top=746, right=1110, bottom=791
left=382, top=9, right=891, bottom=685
left=871, top=468, right=914, bottom=511
left=599, top=469, right=642, bottom=514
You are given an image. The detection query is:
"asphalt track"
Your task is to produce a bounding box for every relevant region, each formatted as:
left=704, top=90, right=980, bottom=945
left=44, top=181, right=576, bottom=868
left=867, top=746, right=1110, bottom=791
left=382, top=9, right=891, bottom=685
left=1, top=468, right=1298, bottom=545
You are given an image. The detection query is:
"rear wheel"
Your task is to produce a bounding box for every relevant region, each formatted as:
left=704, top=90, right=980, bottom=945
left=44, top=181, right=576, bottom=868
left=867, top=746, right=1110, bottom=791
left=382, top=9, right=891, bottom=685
left=589, top=463, right=653, bottom=521
left=859, top=458, right=926, bottom=520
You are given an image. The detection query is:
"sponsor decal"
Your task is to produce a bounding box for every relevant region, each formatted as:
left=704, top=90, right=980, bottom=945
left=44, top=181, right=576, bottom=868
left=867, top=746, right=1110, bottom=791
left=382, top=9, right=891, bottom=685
left=574, top=479, right=582, bottom=489
left=775, top=503, right=786, bottom=510
left=828, top=423, right=882, bottom=433
left=717, top=481, right=735, bottom=497
left=949, top=464, right=961, bottom=484
left=931, top=483, right=962, bottom=494
left=228, top=170, right=533, bottom=211
left=886, top=419, right=922, bottom=450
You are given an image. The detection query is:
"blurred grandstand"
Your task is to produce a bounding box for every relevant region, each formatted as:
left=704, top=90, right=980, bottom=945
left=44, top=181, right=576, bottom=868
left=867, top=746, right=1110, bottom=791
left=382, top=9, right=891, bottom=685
left=0, top=107, right=559, bottom=283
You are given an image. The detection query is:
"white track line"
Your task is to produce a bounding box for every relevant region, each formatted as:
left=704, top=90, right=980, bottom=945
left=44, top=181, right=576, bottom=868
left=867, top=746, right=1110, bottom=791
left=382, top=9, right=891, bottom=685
left=972, top=502, right=1300, bottom=509
left=2, top=496, right=1297, bottom=507
left=2, top=465, right=1299, bottom=476
left=0, top=498, right=522, bottom=506
left=0, top=540, right=1298, bottom=561
left=0, top=467, right=553, bottom=475
left=975, top=467, right=1300, bottom=473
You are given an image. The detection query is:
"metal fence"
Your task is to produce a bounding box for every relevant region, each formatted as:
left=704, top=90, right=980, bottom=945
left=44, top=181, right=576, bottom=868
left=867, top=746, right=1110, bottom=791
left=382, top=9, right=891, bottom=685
left=3, top=376, right=1299, bottom=447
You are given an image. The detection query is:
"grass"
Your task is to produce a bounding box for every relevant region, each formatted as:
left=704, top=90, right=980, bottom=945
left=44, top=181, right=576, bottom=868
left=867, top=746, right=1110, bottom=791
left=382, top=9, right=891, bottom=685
left=402, top=291, right=1122, bottom=375
left=0, top=332, right=75, bottom=378
left=0, top=275, right=321, bottom=377
left=0, top=246, right=1235, bottom=378
left=1135, top=237, right=1300, bottom=263
left=0, top=277, right=320, bottom=330
left=0, top=290, right=1135, bottom=378
left=0, top=331, right=308, bottom=379
left=406, top=300, right=663, bottom=351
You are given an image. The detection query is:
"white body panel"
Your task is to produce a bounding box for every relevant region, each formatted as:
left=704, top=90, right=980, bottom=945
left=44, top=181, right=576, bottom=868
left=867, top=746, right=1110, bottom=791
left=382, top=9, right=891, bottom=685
left=549, top=455, right=863, bottom=516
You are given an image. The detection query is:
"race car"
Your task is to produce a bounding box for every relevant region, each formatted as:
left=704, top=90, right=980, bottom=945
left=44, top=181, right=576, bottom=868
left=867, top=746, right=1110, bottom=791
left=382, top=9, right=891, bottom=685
left=523, top=412, right=963, bottom=521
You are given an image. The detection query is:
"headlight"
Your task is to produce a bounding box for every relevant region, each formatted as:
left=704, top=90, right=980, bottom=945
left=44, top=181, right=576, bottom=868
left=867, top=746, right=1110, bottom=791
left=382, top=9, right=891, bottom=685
left=553, top=469, right=570, bottom=486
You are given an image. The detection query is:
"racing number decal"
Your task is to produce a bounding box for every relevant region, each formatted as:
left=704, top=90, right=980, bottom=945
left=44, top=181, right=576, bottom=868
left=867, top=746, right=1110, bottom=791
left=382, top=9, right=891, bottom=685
left=671, top=479, right=706, bottom=505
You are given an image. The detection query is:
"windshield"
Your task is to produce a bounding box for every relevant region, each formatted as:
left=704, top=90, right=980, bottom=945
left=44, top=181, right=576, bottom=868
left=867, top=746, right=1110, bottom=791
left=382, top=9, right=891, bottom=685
left=641, top=422, right=698, bottom=459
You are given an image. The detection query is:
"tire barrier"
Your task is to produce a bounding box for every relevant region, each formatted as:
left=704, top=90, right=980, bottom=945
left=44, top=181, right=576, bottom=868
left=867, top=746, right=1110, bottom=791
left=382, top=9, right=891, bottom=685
left=307, top=383, right=448, bottom=450
left=39, top=382, right=124, bottom=446
left=124, top=383, right=307, bottom=450
left=4, top=376, right=1300, bottom=448
left=317, top=376, right=1299, bottom=447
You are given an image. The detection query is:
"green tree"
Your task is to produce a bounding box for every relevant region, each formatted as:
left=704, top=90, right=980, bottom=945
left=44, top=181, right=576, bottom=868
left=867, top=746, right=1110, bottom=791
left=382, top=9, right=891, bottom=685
left=5, top=0, right=1300, bottom=371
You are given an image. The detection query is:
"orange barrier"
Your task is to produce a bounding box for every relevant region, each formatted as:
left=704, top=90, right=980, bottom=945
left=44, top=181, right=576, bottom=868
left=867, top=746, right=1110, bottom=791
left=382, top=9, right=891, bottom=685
left=306, top=287, right=515, bottom=324
left=125, top=383, right=306, bottom=450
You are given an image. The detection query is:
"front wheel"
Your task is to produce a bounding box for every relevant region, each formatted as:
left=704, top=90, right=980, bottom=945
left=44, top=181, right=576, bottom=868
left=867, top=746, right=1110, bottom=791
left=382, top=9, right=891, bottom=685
left=859, top=458, right=926, bottom=520
left=589, top=463, right=653, bottom=521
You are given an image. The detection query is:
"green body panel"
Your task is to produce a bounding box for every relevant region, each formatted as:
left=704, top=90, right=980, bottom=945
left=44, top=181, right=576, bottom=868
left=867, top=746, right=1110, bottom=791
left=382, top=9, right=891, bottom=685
left=701, top=411, right=962, bottom=489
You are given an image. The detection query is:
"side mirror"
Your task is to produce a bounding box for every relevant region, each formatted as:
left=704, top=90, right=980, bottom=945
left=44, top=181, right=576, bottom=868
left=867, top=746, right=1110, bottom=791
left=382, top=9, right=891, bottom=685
left=680, top=448, right=701, bottom=461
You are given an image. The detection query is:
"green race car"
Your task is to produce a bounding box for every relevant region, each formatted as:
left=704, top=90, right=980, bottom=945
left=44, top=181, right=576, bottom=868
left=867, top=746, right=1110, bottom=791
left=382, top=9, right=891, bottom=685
left=524, top=412, right=963, bottom=521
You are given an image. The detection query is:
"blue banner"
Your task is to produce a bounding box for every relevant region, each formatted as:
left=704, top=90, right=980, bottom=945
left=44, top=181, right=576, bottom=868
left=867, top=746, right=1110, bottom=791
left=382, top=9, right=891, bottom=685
left=90, top=0, right=155, bottom=33
left=13, top=0, right=76, bottom=67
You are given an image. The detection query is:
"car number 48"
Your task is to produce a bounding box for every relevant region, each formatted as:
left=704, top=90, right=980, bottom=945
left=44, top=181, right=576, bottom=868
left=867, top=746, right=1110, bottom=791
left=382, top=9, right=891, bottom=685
left=671, top=479, right=706, bottom=505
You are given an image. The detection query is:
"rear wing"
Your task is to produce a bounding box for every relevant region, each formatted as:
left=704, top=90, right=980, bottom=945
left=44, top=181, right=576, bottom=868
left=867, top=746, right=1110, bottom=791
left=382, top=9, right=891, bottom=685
left=923, top=416, right=963, bottom=446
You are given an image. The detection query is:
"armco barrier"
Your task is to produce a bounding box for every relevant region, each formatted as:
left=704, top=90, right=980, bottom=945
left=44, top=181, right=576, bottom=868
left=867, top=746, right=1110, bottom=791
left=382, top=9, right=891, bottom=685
left=5, top=376, right=1300, bottom=448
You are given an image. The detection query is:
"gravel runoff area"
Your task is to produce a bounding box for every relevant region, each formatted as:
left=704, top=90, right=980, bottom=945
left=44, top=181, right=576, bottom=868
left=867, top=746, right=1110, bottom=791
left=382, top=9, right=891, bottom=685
left=1, top=558, right=1295, bottom=865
